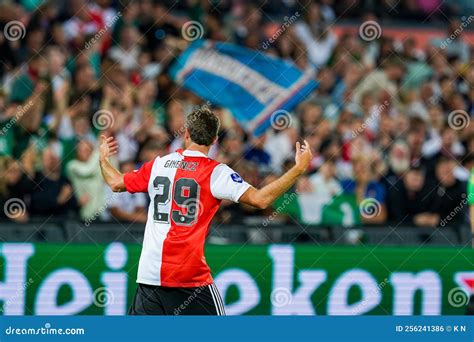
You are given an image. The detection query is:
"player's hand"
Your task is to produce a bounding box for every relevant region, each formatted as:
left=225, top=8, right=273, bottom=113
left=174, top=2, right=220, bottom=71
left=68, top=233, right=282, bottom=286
left=294, top=140, right=312, bottom=174
left=99, top=135, right=118, bottom=161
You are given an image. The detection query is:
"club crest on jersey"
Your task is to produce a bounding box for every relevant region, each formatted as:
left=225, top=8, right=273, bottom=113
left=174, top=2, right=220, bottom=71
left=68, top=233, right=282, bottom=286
left=231, top=173, right=243, bottom=183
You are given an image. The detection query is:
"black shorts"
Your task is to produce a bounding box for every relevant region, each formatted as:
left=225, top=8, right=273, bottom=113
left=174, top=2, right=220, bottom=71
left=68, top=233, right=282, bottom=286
left=129, top=283, right=226, bottom=316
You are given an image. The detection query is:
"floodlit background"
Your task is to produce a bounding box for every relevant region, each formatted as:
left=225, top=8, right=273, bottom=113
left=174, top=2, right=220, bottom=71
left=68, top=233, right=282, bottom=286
left=0, top=0, right=473, bottom=316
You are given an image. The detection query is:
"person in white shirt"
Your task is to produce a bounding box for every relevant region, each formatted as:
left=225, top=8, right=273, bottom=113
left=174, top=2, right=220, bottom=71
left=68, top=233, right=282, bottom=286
left=292, top=2, right=337, bottom=67
left=296, top=160, right=342, bottom=224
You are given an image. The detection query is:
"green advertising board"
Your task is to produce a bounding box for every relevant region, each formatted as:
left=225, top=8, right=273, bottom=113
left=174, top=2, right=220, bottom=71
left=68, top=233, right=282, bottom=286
left=0, top=243, right=473, bottom=315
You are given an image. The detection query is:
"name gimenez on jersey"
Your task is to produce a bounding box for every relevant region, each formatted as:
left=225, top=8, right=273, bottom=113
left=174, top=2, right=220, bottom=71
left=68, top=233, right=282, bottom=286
left=163, top=160, right=199, bottom=171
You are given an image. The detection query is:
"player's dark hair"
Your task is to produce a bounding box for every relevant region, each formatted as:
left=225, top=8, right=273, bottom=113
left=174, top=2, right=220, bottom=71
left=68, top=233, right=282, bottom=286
left=185, top=107, right=220, bottom=146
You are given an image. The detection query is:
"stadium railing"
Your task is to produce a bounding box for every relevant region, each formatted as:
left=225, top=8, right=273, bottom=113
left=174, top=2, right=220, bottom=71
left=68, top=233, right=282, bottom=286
left=0, top=219, right=470, bottom=246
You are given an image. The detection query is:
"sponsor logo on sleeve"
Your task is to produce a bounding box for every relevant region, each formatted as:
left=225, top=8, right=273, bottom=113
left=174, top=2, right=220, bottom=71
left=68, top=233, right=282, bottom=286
left=231, top=173, right=243, bottom=183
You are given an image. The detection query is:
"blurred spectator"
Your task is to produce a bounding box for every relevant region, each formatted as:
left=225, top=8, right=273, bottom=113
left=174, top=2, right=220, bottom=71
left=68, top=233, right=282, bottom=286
left=66, top=140, right=106, bottom=221
left=388, top=165, right=431, bottom=225
left=296, top=160, right=342, bottom=224
left=30, top=147, right=77, bottom=217
left=431, top=18, right=470, bottom=63
left=341, top=157, right=387, bottom=224
left=265, top=127, right=299, bottom=174
left=244, top=134, right=272, bottom=171
left=351, top=58, right=405, bottom=106
left=0, top=146, right=35, bottom=222
left=293, top=2, right=337, bottom=67
left=105, top=161, right=147, bottom=223
left=9, top=54, right=47, bottom=104
left=0, top=0, right=471, bottom=232
left=423, top=126, right=465, bottom=174
left=383, top=141, right=411, bottom=191
left=218, top=130, right=245, bottom=167
left=424, top=157, right=467, bottom=227
left=108, top=25, right=141, bottom=72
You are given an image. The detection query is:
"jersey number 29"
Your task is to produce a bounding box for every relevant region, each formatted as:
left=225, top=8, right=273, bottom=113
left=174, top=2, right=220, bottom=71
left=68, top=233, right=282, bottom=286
left=152, top=176, right=201, bottom=226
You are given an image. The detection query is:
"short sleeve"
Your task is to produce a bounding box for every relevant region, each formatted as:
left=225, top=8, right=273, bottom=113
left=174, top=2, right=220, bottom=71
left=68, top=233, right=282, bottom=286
left=123, top=159, right=155, bottom=193
left=210, top=164, right=251, bottom=202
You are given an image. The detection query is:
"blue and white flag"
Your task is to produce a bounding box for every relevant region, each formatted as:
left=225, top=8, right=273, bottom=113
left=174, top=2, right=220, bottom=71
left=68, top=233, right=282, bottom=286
left=169, top=40, right=318, bottom=136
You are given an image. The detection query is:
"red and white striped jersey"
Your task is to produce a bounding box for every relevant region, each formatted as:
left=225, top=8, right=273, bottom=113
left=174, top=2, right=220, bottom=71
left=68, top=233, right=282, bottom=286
left=123, top=149, right=251, bottom=287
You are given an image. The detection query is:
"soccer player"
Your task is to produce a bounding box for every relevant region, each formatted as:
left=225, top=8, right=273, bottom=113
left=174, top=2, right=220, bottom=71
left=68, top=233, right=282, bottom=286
left=99, top=108, right=312, bottom=315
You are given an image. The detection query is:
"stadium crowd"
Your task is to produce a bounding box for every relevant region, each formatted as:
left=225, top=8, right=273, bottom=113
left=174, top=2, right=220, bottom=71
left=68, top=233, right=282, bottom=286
left=0, top=0, right=473, bottom=229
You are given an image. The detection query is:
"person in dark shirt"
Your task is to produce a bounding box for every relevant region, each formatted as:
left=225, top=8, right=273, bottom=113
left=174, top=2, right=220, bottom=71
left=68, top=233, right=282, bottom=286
left=138, top=3, right=181, bottom=53
left=0, top=157, right=35, bottom=222
left=382, top=141, right=410, bottom=205
left=30, top=147, right=77, bottom=217
left=423, top=126, right=464, bottom=183
left=425, top=157, right=467, bottom=227
left=244, top=134, right=271, bottom=171
left=388, top=164, right=431, bottom=225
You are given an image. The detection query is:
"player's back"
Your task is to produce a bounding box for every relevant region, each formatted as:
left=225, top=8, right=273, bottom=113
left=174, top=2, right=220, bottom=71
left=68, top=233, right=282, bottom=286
left=124, top=149, right=250, bottom=287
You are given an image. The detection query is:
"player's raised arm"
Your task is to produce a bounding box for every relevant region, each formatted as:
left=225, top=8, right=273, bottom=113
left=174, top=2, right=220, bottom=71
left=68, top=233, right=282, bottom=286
left=239, top=140, right=312, bottom=209
left=99, top=135, right=126, bottom=192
